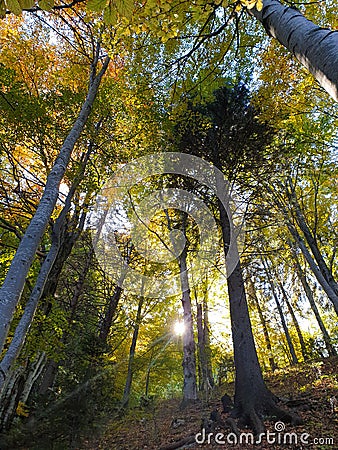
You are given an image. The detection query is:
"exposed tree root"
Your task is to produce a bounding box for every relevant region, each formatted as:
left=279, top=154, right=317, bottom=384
left=228, top=393, right=304, bottom=436
left=160, top=392, right=304, bottom=450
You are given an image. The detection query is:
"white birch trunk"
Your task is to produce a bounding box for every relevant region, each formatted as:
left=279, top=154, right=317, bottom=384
left=19, top=352, right=46, bottom=405
left=0, top=55, right=110, bottom=353
left=251, top=0, right=338, bottom=101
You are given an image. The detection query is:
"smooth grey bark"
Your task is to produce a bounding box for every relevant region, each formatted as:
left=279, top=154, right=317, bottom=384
left=251, top=0, right=338, bottom=101
left=18, top=352, right=46, bottom=405
left=0, top=53, right=110, bottom=353
left=290, top=243, right=337, bottom=357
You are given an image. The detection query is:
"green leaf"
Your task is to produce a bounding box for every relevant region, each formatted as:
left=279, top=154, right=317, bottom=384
left=116, top=0, right=133, bottom=19
left=5, top=0, right=22, bottom=15
left=87, top=0, right=106, bottom=13
left=103, top=2, right=118, bottom=24
left=18, top=0, right=35, bottom=8
left=0, top=0, right=6, bottom=16
left=38, top=0, right=54, bottom=10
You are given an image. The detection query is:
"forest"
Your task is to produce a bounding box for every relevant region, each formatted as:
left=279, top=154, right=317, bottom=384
left=0, top=0, right=337, bottom=448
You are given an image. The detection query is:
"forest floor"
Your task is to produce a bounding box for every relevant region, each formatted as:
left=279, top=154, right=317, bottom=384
left=82, top=357, right=338, bottom=450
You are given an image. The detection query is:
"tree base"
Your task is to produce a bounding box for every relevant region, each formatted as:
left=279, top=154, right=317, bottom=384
left=228, top=391, right=303, bottom=435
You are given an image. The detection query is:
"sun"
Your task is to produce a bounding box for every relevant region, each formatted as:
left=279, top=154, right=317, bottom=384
left=173, top=321, right=185, bottom=336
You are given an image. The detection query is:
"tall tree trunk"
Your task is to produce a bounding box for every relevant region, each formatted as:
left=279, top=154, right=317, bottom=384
left=0, top=366, right=25, bottom=431
left=179, top=246, right=198, bottom=405
left=165, top=209, right=197, bottom=405
left=195, top=279, right=214, bottom=393
left=218, top=209, right=296, bottom=432
left=288, top=223, right=338, bottom=315
left=18, top=352, right=46, bottom=405
left=278, top=280, right=309, bottom=361
left=214, top=156, right=301, bottom=432
left=196, top=302, right=209, bottom=394
left=0, top=52, right=110, bottom=353
left=251, top=0, right=338, bottom=101
left=263, top=260, right=298, bottom=365
left=122, top=295, right=144, bottom=408
left=196, top=302, right=205, bottom=390
left=290, top=244, right=337, bottom=357
left=144, top=348, right=155, bottom=397
left=202, top=292, right=214, bottom=388
left=0, top=352, right=45, bottom=430
left=247, top=276, right=278, bottom=371
left=286, top=177, right=338, bottom=296
left=269, top=185, right=338, bottom=315
left=227, top=259, right=277, bottom=432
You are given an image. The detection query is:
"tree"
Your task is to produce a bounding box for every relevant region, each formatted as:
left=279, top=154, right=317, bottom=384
left=195, top=278, right=215, bottom=393
left=173, top=84, right=301, bottom=432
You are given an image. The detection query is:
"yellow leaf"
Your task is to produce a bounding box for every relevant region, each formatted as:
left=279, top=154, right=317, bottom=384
left=39, top=0, right=54, bottom=10
left=246, top=1, right=257, bottom=10
left=256, top=0, right=263, bottom=11
left=5, top=0, right=22, bottom=15
left=235, top=3, right=242, bottom=12
left=87, top=0, right=106, bottom=12
left=16, top=401, right=29, bottom=418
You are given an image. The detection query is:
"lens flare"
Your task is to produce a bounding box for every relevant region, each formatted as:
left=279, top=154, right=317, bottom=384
left=174, top=321, right=185, bottom=336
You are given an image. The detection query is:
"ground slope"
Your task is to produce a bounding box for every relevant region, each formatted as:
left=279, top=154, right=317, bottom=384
left=83, top=357, right=338, bottom=450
